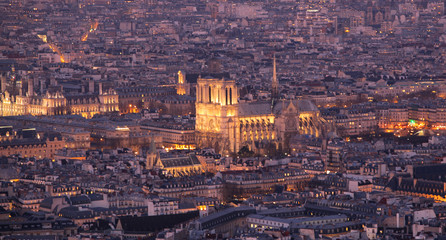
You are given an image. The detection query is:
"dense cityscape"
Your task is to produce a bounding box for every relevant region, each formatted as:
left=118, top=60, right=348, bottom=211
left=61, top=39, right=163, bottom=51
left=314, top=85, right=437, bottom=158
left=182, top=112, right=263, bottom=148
left=3, top=0, right=446, bottom=239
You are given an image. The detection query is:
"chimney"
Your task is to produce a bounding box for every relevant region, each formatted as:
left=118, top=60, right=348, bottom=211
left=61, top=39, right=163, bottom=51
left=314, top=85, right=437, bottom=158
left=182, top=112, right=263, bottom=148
left=378, top=163, right=387, bottom=177
left=407, top=165, right=414, bottom=177
left=99, top=82, right=103, bottom=95
left=89, top=79, right=94, bottom=93
left=0, top=74, right=6, bottom=92
left=40, top=79, right=45, bottom=94
left=50, top=76, right=57, bottom=86
left=396, top=213, right=400, bottom=228
left=45, top=184, right=53, bottom=194
left=81, top=85, right=85, bottom=93
left=7, top=185, right=13, bottom=197
left=28, top=77, right=34, bottom=96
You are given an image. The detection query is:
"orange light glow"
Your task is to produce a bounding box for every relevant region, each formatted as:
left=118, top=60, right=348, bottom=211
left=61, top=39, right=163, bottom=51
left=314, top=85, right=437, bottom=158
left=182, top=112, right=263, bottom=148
left=48, top=43, right=65, bottom=63
left=37, top=35, right=66, bottom=63
left=82, top=20, right=99, bottom=42
left=173, top=144, right=196, bottom=150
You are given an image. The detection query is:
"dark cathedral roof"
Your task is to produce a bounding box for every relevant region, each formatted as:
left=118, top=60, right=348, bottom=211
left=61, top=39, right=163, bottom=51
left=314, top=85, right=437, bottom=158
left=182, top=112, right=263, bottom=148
left=160, top=154, right=201, bottom=168
left=237, top=99, right=319, bottom=117
left=186, top=72, right=230, bottom=83
left=118, top=211, right=199, bottom=234
left=388, top=176, right=446, bottom=196
left=412, top=164, right=446, bottom=182
left=272, top=99, right=319, bottom=115
left=238, top=102, right=272, bottom=116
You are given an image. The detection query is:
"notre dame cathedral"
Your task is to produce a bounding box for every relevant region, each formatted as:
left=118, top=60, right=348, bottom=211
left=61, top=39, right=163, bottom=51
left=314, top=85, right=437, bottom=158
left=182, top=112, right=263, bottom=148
left=194, top=57, right=327, bottom=154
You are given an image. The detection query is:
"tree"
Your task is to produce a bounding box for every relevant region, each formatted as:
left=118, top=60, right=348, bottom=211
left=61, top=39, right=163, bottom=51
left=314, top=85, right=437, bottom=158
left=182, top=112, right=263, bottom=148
left=238, top=146, right=254, bottom=158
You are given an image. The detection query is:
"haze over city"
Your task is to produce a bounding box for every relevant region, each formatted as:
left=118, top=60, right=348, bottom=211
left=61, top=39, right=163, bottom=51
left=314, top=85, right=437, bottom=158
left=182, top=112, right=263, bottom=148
left=1, top=0, right=446, bottom=239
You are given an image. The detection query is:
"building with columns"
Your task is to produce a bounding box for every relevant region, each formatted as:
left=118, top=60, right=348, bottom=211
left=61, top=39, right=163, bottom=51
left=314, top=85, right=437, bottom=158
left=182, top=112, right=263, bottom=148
left=0, top=77, right=119, bottom=118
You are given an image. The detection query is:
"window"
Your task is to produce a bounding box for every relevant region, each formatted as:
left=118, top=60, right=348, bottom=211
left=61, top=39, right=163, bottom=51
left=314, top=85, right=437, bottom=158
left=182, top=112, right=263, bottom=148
left=209, top=86, right=212, bottom=103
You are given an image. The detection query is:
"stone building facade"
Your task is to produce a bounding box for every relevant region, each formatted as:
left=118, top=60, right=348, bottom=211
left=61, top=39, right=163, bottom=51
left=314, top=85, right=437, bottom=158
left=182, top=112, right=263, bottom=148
left=0, top=83, right=119, bottom=118
left=195, top=74, right=325, bottom=154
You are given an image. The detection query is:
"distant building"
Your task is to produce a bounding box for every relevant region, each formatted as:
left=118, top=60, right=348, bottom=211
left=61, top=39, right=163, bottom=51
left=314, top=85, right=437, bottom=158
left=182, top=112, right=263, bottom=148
left=149, top=176, right=223, bottom=200
left=0, top=131, right=65, bottom=159
left=146, top=140, right=204, bottom=177
left=141, top=120, right=195, bottom=149
left=146, top=196, right=196, bottom=216
left=0, top=84, right=119, bottom=118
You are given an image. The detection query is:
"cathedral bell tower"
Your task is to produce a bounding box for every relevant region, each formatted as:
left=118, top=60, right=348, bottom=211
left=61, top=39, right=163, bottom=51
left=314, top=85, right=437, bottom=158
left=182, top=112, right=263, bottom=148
left=195, top=75, right=239, bottom=154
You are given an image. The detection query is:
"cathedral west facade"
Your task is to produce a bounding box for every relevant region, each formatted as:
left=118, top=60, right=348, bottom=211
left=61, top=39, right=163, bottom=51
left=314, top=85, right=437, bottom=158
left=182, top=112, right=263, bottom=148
left=195, top=61, right=326, bottom=154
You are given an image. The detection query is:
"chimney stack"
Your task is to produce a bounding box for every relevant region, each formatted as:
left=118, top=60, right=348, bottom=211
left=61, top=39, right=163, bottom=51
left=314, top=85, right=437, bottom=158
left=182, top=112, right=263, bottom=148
left=1, top=74, right=6, bottom=92
left=28, top=77, right=34, bottom=96
left=40, top=79, right=45, bottom=94
left=99, top=82, right=103, bottom=95
left=89, top=79, right=94, bottom=93
left=50, top=76, right=57, bottom=86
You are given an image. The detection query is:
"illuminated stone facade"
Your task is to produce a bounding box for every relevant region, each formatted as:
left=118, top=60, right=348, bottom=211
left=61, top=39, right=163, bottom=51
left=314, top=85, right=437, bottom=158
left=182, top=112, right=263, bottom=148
left=176, top=70, right=188, bottom=95
left=195, top=75, right=325, bottom=154
left=146, top=139, right=203, bottom=177
left=0, top=88, right=119, bottom=118
left=0, top=132, right=65, bottom=159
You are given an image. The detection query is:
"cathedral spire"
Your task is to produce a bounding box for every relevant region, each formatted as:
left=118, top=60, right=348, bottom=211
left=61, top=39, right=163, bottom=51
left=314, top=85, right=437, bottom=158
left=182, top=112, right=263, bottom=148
left=149, top=136, right=156, bottom=154
left=272, top=54, right=279, bottom=100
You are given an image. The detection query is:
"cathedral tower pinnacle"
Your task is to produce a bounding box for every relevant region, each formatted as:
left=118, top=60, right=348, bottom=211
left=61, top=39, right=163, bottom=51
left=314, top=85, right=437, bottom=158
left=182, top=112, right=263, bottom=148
left=272, top=54, right=279, bottom=100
